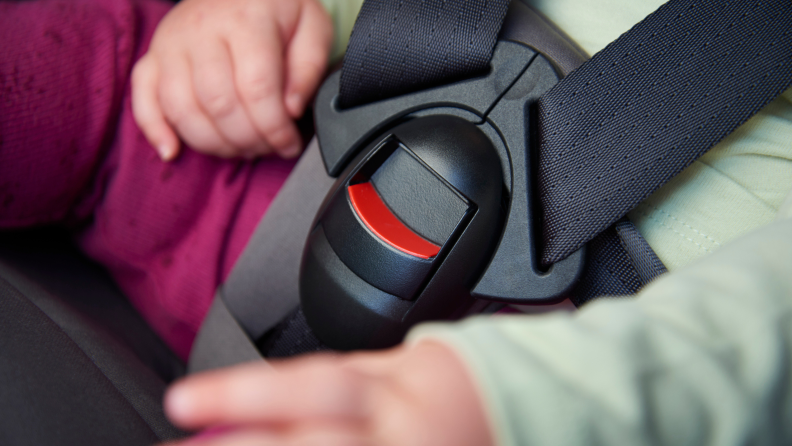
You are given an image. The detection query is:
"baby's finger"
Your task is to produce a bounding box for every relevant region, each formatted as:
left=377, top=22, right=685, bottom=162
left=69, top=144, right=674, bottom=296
left=228, top=22, right=302, bottom=158
left=190, top=38, right=270, bottom=154
left=339, top=346, right=407, bottom=377
left=131, top=56, right=180, bottom=161
left=164, top=358, right=369, bottom=430
left=283, top=0, right=332, bottom=118
left=158, top=54, right=233, bottom=157
left=161, top=425, right=369, bottom=446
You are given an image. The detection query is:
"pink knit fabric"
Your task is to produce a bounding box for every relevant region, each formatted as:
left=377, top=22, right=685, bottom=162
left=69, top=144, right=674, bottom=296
left=0, top=0, right=297, bottom=360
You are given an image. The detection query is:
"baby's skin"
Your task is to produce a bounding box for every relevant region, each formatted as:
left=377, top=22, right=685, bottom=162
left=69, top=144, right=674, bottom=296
left=134, top=0, right=495, bottom=444
left=131, top=0, right=332, bottom=160
left=163, top=341, right=493, bottom=446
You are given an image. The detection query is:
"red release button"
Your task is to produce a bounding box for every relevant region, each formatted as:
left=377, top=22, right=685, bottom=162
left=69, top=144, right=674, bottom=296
left=348, top=182, right=441, bottom=259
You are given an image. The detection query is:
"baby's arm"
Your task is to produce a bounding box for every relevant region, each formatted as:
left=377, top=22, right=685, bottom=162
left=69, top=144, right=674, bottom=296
left=131, top=0, right=332, bottom=161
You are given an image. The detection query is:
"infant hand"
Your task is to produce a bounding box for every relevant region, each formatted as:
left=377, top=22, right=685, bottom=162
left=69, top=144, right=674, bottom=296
left=163, top=341, right=494, bottom=446
left=131, top=0, right=332, bottom=160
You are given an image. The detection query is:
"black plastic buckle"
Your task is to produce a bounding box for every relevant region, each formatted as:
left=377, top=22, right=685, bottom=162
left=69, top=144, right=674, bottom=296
left=303, top=40, right=585, bottom=350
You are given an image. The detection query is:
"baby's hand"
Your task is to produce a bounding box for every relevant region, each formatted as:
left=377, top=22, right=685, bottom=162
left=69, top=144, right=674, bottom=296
left=162, top=341, right=494, bottom=446
left=131, top=0, right=332, bottom=160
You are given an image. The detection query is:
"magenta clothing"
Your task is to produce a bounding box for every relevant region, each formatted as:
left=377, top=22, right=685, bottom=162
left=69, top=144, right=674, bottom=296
left=0, top=0, right=296, bottom=360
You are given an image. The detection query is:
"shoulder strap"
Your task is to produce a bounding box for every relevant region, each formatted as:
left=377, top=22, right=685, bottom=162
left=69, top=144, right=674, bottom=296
left=538, top=0, right=792, bottom=265
left=339, top=0, right=510, bottom=108
left=340, top=0, right=792, bottom=267
left=191, top=0, right=792, bottom=367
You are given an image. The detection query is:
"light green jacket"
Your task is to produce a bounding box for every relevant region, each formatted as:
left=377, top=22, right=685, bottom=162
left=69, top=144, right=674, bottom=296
left=321, top=1, right=792, bottom=444
left=410, top=214, right=792, bottom=445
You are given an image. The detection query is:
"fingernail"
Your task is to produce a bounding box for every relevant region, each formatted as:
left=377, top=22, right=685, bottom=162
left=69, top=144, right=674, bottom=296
left=164, top=384, right=193, bottom=422
left=279, top=143, right=302, bottom=159
left=287, top=93, right=302, bottom=116
left=156, top=144, right=173, bottom=161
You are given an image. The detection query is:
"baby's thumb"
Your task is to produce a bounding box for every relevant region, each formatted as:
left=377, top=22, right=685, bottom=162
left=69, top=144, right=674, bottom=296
left=284, top=1, right=333, bottom=118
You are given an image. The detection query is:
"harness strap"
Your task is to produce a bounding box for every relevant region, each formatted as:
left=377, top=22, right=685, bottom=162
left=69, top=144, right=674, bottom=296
left=191, top=0, right=792, bottom=367
left=572, top=219, right=668, bottom=307
left=338, top=0, right=510, bottom=108
left=538, top=0, right=792, bottom=266
left=257, top=307, right=327, bottom=358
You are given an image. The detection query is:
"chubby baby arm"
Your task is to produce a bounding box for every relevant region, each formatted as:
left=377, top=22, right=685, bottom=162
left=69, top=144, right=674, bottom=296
left=131, top=0, right=332, bottom=161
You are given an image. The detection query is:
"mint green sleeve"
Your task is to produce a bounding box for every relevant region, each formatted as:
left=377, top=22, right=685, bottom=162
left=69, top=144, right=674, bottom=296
left=409, top=215, right=792, bottom=445
left=532, top=0, right=792, bottom=271
left=404, top=2, right=792, bottom=444
left=317, top=0, right=792, bottom=270
left=630, top=88, right=792, bottom=270
left=318, top=3, right=792, bottom=442
left=317, top=0, right=364, bottom=62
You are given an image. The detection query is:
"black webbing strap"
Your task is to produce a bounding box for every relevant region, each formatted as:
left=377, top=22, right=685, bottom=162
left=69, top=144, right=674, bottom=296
left=249, top=0, right=792, bottom=357
left=572, top=219, right=668, bottom=307
left=338, top=0, right=510, bottom=109
left=537, top=0, right=792, bottom=266
left=613, top=219, right=667, bottom=285
left=257, top=307, right=328, bottom=358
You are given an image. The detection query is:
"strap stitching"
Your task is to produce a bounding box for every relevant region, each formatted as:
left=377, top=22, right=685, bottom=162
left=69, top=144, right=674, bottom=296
left=542, top=43, right=792, bottom=250
left=541, top=3, right=781, bottom=204
left=543, top=3, right=721, bottom=162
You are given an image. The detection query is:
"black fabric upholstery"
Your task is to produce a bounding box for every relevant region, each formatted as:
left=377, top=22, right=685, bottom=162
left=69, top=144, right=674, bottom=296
left=537, top=0, right=792, bottom=266
left=0, top=229, right=185, bottom=444
left=0, top=276, right=182, bottom=445
left=0, top=277, right=152, bottom=445
left=0, top=229, right=184, bottom=383
left=338, top=0, right=510, bottom=109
